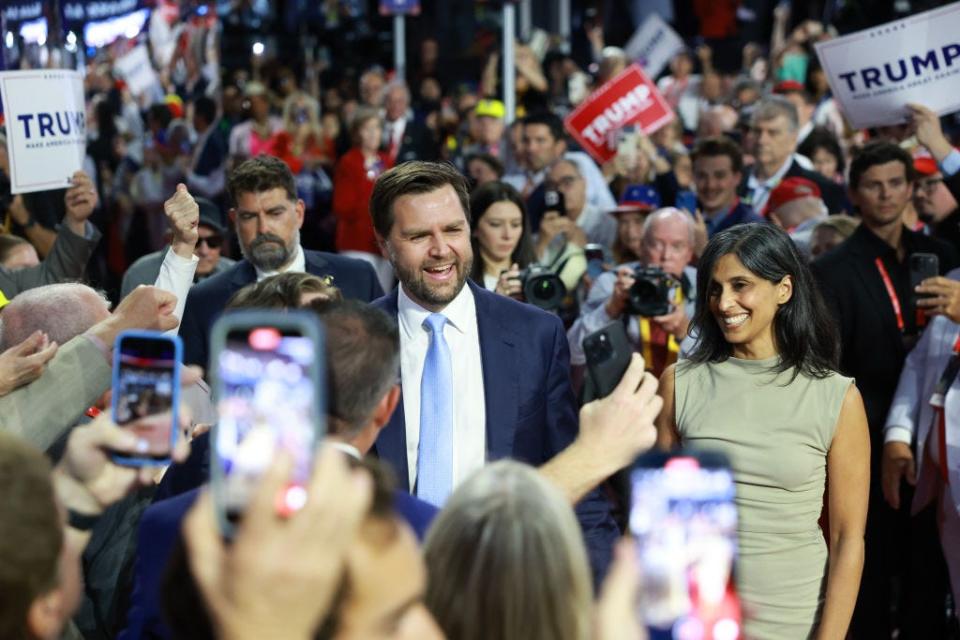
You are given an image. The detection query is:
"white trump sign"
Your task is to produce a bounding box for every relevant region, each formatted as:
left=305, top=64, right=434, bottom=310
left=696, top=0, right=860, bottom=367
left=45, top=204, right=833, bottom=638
left=0, top=70, right=86, bottom=194
left=624, top=13, right=685, bottom=79
left=114, top=45, right=159, bottom=97
left=815, top=3, right=960, bottom=129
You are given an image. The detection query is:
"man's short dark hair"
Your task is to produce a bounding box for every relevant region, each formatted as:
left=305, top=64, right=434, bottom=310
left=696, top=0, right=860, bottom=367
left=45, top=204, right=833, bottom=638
left=848, top=141, right=916, bottom=190
left=369, top=161, right=471, bottom=238
left=691, top=136, right=744, bottom=174
left=0, top=433, right=62, bottom=640
left=227, top=155, right=298, bottom=207
left=522, top=111, right=565, bottom=144
left=308, top=299, right=400, bottom=437
left=194, top=96, right=217, bottom=125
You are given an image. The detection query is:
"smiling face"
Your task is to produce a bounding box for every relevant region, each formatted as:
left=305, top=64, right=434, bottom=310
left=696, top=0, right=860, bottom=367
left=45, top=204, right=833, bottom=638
left=693, top=154, right=741, bottom=214
left=708, top=253, right=792, bottom=359
left=474, top=200, right=524, bottom=267
left=380, top=184, right=473, bottom=311
left=232, top=187, right=304, bottom=272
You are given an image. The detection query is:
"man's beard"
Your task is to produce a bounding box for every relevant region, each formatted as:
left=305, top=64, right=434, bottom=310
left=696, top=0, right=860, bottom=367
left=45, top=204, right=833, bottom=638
left=391, top=250, right=473, bottom=309
left=241, top=230, right=299, bottom=271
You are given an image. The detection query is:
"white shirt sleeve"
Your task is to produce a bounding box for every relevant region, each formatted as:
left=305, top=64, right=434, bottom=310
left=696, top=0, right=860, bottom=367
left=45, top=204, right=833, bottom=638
left=155, top=249, right=199, bottom=336
left=884, top=316, right=933, bottom=443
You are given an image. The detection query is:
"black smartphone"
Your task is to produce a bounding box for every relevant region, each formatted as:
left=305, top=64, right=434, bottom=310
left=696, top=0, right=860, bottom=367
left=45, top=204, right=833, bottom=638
left=909, top=252, right=939, bottom=305
left=544, top=188, right=566, bottom=216
left=209, top=310, right=326, bottom=537
left=583, top=321, right=633, bottom=399
left=111, top=331, right=182, bottom=467
left=584, top=243, right=606, bottom=280
left=628, top=450, right=741, bottom=636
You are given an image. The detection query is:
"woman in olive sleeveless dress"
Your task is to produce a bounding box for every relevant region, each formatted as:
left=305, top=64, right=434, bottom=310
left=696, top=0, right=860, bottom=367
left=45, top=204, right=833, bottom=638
left=655, top=224, right=870, bottom=639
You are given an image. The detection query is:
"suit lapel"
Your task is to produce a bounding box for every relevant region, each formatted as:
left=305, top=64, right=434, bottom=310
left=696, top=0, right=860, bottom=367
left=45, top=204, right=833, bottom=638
left=304, top=250, right=330, bottom=275
left=847, top=235, right=905, bottom=346
left=229, top=261, right=257, bottom=288
left=471, top=282, right=519, bottom=460
left=372, top=290, right=410, bottom=490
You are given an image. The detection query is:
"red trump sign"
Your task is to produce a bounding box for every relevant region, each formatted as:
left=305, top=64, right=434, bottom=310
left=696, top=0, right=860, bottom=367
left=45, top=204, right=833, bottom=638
left=564, top=64, right=674, bottom=164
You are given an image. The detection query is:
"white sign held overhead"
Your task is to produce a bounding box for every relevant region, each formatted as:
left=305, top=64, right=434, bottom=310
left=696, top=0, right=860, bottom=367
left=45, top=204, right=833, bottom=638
left=114, top=45, right=159, bottom=96
left=0, top=70, right=87, bottom=194
left=815, top=3, right=960, bottom=129
left=624, top=13, right=685, bottom=79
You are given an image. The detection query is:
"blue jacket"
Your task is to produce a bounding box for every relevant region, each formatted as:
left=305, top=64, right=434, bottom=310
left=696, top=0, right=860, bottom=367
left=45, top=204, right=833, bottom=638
left=371, top=280, right=619, bottom=582
left=706, top=200, right=765, bottom=237
left=179, top=250, right=384, bottom=367
left=120, top=434, right=438, bottom=639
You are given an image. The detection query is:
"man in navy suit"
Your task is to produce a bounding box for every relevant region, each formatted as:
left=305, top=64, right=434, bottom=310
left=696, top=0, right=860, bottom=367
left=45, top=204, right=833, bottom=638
left=120, top=299, right=437, bottom=639
left=179, top=155, right=383, bottom=366
left=367, top=161, right=618, bottom=579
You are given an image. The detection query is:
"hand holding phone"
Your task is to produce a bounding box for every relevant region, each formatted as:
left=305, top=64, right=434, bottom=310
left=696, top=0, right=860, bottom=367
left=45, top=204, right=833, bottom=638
left=111, top=331, right=183, bottom=467
left=583, top=321, right=633, bottom=400
left=584, top=244, right=606, bottom=281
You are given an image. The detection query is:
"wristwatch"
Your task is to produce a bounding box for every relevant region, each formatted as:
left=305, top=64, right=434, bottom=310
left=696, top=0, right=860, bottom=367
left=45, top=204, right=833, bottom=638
left=67, top=509, right=101, bottom=531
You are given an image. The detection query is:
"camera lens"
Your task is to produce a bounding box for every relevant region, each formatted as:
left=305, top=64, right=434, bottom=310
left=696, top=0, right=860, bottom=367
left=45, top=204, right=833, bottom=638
left=534, top=279, right=556, bottom=300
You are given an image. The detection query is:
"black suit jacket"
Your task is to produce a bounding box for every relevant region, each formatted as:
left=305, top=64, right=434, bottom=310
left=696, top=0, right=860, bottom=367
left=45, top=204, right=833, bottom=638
left=740, top=159, right=849, bottom=214
left=371, top=281, right=618, bottom=582
left=393, top=118, right=438, bottom=163
left=179, top=250, right=383, bottom=366
left=811, top=225, right=960, bottom=454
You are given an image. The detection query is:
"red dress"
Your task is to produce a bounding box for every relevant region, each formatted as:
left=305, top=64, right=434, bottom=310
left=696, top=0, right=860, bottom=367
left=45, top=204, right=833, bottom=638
left=332, top=148, right=392, bottom=254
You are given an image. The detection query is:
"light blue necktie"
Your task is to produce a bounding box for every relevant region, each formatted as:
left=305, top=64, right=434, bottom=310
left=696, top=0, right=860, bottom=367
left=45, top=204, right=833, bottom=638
left=416, top=313, right=453, bottom=506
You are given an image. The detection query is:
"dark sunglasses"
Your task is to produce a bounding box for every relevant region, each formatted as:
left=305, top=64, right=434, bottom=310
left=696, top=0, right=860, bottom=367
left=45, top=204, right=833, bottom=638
left=197, top=235, right=223, bottom=249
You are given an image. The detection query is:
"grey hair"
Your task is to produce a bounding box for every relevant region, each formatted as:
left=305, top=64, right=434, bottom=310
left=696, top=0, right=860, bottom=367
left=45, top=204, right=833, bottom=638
left=643, top=206, right=696, bottom=249
left=0, top=283, right=110, bottom=350
left=384, top=79, right=411, bottom=102
left=751, top=96, right=799, bottom=132
left=423, top=461, right=593, bottom=640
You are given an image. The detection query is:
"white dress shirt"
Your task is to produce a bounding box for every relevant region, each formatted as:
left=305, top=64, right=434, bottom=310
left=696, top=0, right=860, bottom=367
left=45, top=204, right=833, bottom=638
left=398, top=284, right=486, bottom=491
left=155, top=249, right=199, bottom=337
left=254, top=244, right=306, bottom=282
left=746, top=156, right=794, bottom=214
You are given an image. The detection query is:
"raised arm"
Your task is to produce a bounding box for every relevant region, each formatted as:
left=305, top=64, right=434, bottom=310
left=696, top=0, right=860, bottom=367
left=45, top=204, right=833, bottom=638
left=816, top=384, right=870, bottom=640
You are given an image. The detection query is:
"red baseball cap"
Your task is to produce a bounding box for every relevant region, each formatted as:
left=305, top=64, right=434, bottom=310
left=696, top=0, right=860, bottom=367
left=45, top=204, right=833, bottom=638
left=913, top=156, right=939, bottom=176
left=764, top=177, right=822, bottom=217
left=773, top=80, right=805, bottom=94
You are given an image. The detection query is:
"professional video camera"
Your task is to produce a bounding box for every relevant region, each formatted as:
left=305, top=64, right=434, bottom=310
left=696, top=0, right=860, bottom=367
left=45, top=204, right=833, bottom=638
left=625, top=265, right=680, bottom=317
left=518, top=263, right=567, bottom=311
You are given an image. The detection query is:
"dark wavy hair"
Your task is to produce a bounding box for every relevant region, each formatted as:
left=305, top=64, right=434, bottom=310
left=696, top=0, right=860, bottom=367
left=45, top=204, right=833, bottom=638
left=686, top=223, right=839, bottom=379
left=468, top=181, right=536, bottom=284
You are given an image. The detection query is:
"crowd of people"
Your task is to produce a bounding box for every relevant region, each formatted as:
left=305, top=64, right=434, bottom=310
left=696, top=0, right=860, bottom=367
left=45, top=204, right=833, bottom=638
left=1, top=1, right=960, bottom=639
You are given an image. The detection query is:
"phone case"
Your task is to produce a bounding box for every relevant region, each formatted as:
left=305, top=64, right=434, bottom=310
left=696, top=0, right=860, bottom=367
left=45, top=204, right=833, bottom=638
left=909, top=252, right=939, bottom=305
left=110, top=331, right=183, bottom=467
left=583, top=322, right=633, bottom=400
left=208, top=310, right=326, bottom=538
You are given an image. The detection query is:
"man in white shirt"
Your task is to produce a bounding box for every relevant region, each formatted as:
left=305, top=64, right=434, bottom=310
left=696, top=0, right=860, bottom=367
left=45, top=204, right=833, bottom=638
left=368, top=160, right=619, bottom=580
left=738, top=97, right=846, bottom=215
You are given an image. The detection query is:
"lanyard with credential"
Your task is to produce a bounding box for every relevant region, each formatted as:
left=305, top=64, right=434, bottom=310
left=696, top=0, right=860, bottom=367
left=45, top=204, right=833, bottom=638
left=930, top=332, right=960, bottom=485
left=875, top=257, right=905, bottom=332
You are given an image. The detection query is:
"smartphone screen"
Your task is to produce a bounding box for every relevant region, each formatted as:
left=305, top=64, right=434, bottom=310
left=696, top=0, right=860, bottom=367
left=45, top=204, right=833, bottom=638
left=111, top=332, right=181, bottom=465
left=629, top=453, right=741, bottom=639
left=213, top=320, right=322, bottom=529
left=585, top=243, right=605, bottom=280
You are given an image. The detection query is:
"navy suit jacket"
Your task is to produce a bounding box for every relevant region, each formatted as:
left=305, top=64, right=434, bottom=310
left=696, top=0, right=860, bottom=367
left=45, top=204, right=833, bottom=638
left=179, top=250, right=383, bottom=366
left=371, top=280, right=618, bottom=580
left=121, top=433, right=438, bottom=640
left=707, top=200, right=765, bottom=237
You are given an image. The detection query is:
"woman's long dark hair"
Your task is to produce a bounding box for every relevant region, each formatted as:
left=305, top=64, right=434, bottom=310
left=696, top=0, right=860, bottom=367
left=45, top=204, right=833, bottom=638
left=687, top=223, right=839, bottom=379
left=468, top=181, right=536, bottom=284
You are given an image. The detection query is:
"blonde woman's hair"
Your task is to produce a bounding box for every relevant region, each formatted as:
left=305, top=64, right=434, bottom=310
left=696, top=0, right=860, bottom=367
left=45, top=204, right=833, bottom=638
left=423, top=460, right=593, bottom=640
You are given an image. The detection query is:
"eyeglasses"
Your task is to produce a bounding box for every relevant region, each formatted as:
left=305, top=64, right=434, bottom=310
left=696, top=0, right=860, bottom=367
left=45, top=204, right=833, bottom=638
left=917, top=177, right=944, bottom=193
left=197, top=235, right=223, bottom=249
